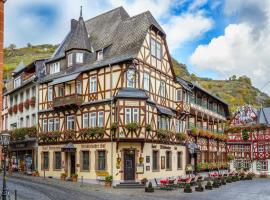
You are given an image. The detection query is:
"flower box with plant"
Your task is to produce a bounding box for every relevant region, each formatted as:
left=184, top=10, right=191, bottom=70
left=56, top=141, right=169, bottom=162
left=18, top=102, right=24, bottom=112
left=190, top=127, right=199, bottom=137
left=13, top=104, right=18, bottom=114
left=146, top=124, right=152, bottom=132
left=242, top=129, right=249, bottom=141
left=60, top=173, right=67, bottom=181
left=157, top=129, right=169, bottom=140
left=125, top=122, right=140, bottom=132
left=105, top=175, right=113, bottom=187
left=29, top=96, right=36, bottom=107
left=64, top=130, right=76, bottom=141
left=24, top=99, right=30, bottom=109
left=175, top=132, right=187, bottom=142
left=47, top=131, right=62, bottom=142
left=80, top=127, right=105, bottom=140
left=71, top=173, right=78, bottom=182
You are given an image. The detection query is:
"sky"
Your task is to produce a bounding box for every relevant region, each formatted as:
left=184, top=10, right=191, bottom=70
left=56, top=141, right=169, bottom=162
left=4, top=0, right=270, bottom=95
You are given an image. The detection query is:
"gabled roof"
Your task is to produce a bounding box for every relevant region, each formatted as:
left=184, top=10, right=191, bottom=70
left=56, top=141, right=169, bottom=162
left=46, top=7, right=166, bottom=69
left=257, top=107, right=270, bottom=126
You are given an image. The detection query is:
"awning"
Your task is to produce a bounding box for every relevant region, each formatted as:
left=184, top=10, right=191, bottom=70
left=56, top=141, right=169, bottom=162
left=49, top=72, right=80, bottom=86
left=61, top=142, right=76, bottom=153
left=156, top=105, right=175, bottom=117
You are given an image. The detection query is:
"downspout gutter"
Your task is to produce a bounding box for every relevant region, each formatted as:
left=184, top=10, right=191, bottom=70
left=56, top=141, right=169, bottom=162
left=109, top=63, right=114, bottom=180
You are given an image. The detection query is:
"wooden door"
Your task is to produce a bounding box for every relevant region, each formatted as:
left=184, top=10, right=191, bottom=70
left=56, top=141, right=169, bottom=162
left=124, top=150, right=135, bottom=181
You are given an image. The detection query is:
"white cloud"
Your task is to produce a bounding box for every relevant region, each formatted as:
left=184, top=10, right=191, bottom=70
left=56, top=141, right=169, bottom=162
left=163, top=13, right=213, bottom=51
left=190, top=0, right=270, bottom=95
left=4, top=0, right=213, bottom=55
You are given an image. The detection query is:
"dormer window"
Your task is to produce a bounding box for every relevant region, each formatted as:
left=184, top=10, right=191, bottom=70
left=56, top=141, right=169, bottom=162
left=67, top=53, right=73, bottom=67
left=50, top=62, right=60, bottom=74
left=76, top=53, right=84, bottom=63
left=14, top=76, right=21, bottom=88
left=97, top=50, right=103, bottom=61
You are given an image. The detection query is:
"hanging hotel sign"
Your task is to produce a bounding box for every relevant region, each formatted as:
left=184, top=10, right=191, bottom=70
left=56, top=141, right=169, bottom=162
left=61, top=143, right=76, bottom=152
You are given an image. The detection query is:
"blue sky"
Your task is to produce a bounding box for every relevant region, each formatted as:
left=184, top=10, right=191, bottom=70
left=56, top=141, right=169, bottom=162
left=4, top=0, right=270, bottom=95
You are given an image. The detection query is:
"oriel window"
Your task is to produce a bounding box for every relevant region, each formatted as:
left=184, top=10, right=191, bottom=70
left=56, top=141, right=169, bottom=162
left=127, top=69, right=135, bottom=88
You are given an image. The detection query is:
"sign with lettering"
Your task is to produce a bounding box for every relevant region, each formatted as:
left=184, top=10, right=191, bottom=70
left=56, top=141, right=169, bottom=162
left=42, top=146, right=61, bottom=151
left=95, top=171, right=109, bottom=177
left=81, top=144, right=106, bottom=149
left=160, top=145, right=171, bottom=150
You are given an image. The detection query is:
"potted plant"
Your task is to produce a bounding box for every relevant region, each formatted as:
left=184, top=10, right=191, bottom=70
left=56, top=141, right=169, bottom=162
left=8, top=107, right=13, bottom=115
left=105, top=175, right=113, bottom=187
left=125, top=122, right=140, bottom=132
left=141, top=178, right=148, bottom=186
left=13, top=104, right=18, bottom=114
left=145, top=182, right=154, bottom=193
left=71, top=173, right=78, bottom=182
left=175, top=132, right=187, bottom=142
left=18, top=102, right=24, bottom=112
left=30, top=96, right=36, bottom=107
left=61, top=173, right=67, bottom=181
left=146, top=124, right=152, bottom=132
left=184, top=183, right=192, bottom=193
left=205, top=181, right=212, bottom=190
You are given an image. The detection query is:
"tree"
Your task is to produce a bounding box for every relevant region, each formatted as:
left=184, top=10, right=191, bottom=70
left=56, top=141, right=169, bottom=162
left=27, top=43, right=32, bottom=48
left=8, top=43, right=16, bottom=50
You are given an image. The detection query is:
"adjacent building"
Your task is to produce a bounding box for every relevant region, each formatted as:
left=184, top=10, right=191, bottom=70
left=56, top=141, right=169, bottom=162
left=2, top=59, right=46, bottom=172
left=227, top=106, right=270, bottom=175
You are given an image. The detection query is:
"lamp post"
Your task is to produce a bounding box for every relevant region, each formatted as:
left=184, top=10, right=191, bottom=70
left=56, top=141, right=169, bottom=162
left=1, top=132, right=10, bottom=200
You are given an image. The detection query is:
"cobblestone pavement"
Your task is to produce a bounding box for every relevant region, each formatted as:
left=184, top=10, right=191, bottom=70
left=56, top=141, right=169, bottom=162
left=1, top=174, right=270, bottom=200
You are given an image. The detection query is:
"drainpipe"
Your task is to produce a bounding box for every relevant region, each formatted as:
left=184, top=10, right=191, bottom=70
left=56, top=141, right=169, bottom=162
left=109, top=64, right=113, bottom=178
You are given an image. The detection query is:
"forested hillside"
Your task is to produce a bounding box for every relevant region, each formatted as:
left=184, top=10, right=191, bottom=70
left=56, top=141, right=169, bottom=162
left=4, top=44, right=270, bottom=112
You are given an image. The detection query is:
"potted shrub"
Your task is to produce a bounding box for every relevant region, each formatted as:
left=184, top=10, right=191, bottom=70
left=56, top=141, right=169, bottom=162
left=157, top=129, right=167, bottom=140
left=195, top=180, right=204, bottom=192
left=71, top=173, right=78, bottom=182
left=95, top=127, right=105, bottom=139
left=61, top=173, right=67, bottom=181
left=184, top=183, right=192, bottom=193
left=205, top=181, right=212, bottom=190
left=146, top=124, right=152, bottom=132
left=145, top=182, right=154, bottom=193
left=105, top=175, right=113, bottom=187
left=175, top=132, right=187, bottom=142
left=141, top=178, right=148, bottom=186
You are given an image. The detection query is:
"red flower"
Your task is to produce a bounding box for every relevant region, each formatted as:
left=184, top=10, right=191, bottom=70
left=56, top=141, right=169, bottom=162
left=24, top=99, right=30, bottom=109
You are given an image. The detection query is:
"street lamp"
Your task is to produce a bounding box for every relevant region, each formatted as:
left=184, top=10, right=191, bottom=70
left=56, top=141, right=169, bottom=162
left=1, top=132, right=10, bottom=200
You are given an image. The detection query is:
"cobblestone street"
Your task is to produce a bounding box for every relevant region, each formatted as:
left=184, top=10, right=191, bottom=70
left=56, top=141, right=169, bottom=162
left=1, top=175, right=270, bottom=200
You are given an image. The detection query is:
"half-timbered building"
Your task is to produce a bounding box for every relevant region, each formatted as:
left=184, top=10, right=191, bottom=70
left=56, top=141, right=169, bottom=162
left=37, top=7, right=230, bottom=185
left=227, top=106, right=270, bottom=175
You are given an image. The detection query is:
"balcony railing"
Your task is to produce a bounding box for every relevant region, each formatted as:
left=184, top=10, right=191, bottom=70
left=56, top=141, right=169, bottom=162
left=53, top=93, right=83, bottom=108
left=189, top=95, right=226, bottom=118
left=188, top=122, right=224, bottom=134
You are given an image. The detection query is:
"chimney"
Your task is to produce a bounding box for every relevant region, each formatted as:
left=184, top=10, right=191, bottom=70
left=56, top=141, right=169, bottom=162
left=71, top=19, right=78, bottom=30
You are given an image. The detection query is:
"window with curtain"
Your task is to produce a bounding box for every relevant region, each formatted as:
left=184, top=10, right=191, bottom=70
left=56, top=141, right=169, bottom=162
left=43, top=119, right=48, bottom=132
left=127, top=69, right=135, bottom=88
left=159, top=81, right=166, bottom=97
left=90, top=112, right=97, bottom=127
left=66, top=115, right=75, bottom=130
left=89, top=76, right=97, bottom=93
left=83, top=113, right=89, bottom=128
left=143, top=73, right=150, bottom=91
left=98, top=111, right=104, bottom=127
left=54, top=152, right=61, bottom=170
left=98, top=150, right=106, bottom=171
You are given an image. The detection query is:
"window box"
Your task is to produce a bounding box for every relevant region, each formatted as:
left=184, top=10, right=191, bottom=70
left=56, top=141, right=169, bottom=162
left=18, top=102, right=24, bottom=112
left=125, top=122, right=140, bottom=132
left=24, top=99, right=30, bottom=109
left=63, top=130, right=76, bottom=141
left=13, top=104, right=18, bottom=114
left=29, top=96, right=36, bottom=107
left=8, top=107, right=13, bottom=115
left=79, top=127, right=105, bottom=140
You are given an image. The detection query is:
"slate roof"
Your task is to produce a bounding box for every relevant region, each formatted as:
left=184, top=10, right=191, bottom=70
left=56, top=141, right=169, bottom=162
left=176, top=77, right=193, bottom=92
left=49, top=72, right=80, bottom=86
left=257, top=107, right=270, bottom=126
left=156, top=105, right=175, bottom=117
left=46, top=7, right=166, bottom=71
left=115, top=88, right=148, bottom=99
left=13, top=61, right=25, bottom=75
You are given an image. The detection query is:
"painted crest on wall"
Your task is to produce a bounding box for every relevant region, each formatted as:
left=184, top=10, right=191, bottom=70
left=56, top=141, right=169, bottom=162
left=231, top=105, right=257, bottom=125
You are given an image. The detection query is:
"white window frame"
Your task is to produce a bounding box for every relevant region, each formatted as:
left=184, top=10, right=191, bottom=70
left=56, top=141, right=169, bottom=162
left=160, top=81, right=166, bottom=97
left=151, top=38, right=156, bottom=57
left=125, top=108, right=131, bottom=124
left=176, top=89, right=182, bottom=101
left=76, top=81, right=82, bottom=94
left=43, top=119, right=48, bottom=132
left=143, top=73, right=150, bottom=91
left=48, top=118, right=54, bottom=132
left=97, top=50, right=103, bottom=61
left=150, top=38, right=162, bottom=59
left=98, top=111, right=104, bottom=127
left=89, top=76, right=97, bottom=93
left=48, top=86, right=53, bottom=101
left=76, top=53, right=84, bottom=63
left=66, top=115, right=75, bottom=130
left=127, top=69, right=135, bottom=88
left=83, top=113, right=89, bottom=128
left=156, top=41, right=161, bottom=59
left=258, top=145, right=264, bottom=153
left=89, top=112, right=97, bottom=128
left=67, top=53, right=73, bottom=67
left=14, top=76, right=21, bottom=88
left=133, top=108, right=139, bottom=123
left=54, top=118, right=60, bottom=131
left=50, top=62, right=60, bottom=74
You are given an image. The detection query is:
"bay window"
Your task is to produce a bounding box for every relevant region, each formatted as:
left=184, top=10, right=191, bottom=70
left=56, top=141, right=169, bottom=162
left=42, top=119, right=48, bottom=132
left=48, top=119, right=54, bottom=132
left=125, top=108, right=139, bottom=124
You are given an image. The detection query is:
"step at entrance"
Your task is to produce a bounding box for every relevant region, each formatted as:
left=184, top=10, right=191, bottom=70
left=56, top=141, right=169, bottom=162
left=115, top=181, right=145, bottom=188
